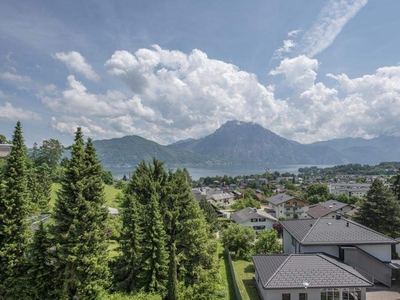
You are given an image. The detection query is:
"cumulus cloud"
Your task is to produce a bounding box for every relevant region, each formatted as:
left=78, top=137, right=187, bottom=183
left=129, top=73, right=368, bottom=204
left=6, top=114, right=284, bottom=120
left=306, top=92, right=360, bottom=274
left=288, top=29, right=301, bottom=37
left=53, top=51, right=101, bottom=81
left=300, top=0, right=368, bottom=57
left=43, top=45, right=400, bottom=144
left=270, top=55, right=318, bottom=90
left=0, top=102, right=40, bottom=121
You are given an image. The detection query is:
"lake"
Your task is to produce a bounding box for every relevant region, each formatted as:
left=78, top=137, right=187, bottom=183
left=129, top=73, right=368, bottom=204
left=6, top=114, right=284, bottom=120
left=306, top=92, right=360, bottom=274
left=107, top=164, right=335, bottom=180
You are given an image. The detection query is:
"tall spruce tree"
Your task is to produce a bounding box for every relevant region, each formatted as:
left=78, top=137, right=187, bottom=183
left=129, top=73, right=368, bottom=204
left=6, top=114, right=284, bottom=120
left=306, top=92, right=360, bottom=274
left=392, top=168, right=400, bottom=202
left=116, top=193, right=142, bottom=293
left=138, top=186, right=168, bottom=295
left=354, top=178, right=400, bottom=237
left=52, top=129, right=110, bottom=299
left=0, top=121, right=31, bottom=298
left=26, top=221, right=55, bottom=299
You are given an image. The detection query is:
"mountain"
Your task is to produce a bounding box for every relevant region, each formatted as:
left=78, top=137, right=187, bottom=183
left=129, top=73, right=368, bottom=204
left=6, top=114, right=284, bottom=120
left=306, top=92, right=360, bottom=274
left=309, top=135, right=400, bottom=164
left=93, top=121, right=350, bottom=167
left=167, top=120, right=349, bottom=164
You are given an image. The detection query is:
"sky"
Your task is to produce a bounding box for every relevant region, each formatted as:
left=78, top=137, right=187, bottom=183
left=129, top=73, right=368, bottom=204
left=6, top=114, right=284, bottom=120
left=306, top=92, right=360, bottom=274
left=1, top=0, right=400, bottom=147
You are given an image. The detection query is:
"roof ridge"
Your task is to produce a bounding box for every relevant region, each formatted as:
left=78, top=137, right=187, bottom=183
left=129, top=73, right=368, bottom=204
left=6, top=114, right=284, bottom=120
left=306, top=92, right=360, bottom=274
left=301, top=218, right=320, bottom=243
left=317, top=253, right=372, bottom=285
left=263, top=254, right=292, bottom=288
left=346, top=219, right=398, bottom=243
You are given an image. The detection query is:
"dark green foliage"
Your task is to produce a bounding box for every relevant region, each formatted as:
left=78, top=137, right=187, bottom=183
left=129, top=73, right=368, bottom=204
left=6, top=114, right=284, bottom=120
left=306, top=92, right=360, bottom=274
left=138, top=190, right=168, bottom=295
left=102, top=169, right=114, bottom=185
left=168, top=243, right=178, bottom=300
left=303, top=183, right=330, bottom=203
left=35, top=138, right=64, bottom=168
left=353, top=179, right=400, bottom=237
left=220, top=224, right=255, bottom=258
left=115, top=194, right=142, bottom=293
left=254, top=229, right=282, bottom=254
left=230, top=197, right=261, bottom=211
left=26, top=222, right=55, bottom=299
left=392, top=168, right=400, bottom=202
left=299, top=162, right=400, bottom=176
left=51, top=130, right=110, bottom=299
left=0, top=121, right=31, bottom=298
left=198, top=198, right=218, bottom=231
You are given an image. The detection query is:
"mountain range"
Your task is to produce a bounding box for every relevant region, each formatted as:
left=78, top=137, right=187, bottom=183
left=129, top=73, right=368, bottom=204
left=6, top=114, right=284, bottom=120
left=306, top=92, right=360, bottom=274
left=92, top=120, right=400, bottom=167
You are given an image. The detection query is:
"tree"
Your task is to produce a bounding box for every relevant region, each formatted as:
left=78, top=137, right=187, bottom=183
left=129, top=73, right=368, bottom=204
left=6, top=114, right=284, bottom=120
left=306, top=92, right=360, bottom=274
left=304, top=183, right=330, bottom=202
left=198, top=198, right=218, bottom=231
left=26, top=222, right=55, bottom=299
left=353, top=179, right=400, bottom=238
left=392, top=168, right=400, bottom=202
left=102, top=169, right=114, bottom=185
left=230, top=196, right=261, bottom=211
left=254, top=229, right=282, bottom=254
left=0, top=122, right=31, bottom=298
left=51, top=130, right=110, bottom=299
left=220, top=224, right=255, bottom=258
left=272, top=222, right=283, bottom=237
left=115, top=194, right=142, bottom=293
left=36, top=138, right=64, bottom=169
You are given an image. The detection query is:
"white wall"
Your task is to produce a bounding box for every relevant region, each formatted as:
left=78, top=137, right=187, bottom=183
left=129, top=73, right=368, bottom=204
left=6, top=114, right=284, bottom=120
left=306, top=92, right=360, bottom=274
left=358, top=244, right=392, bottom=262
left=283, top=229, right=296, bottom=254
left=241, top=219, right=276, bottom=232
left=256, top=287, right=367, bottom=300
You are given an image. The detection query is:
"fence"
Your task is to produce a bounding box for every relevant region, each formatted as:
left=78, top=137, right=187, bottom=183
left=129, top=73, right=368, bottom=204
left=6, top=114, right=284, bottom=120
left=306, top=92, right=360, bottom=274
left=225, top=247, right=243, bottom=300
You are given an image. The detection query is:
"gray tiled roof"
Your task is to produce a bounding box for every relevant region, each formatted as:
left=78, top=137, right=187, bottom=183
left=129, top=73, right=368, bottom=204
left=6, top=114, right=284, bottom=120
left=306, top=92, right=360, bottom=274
left=231, top=207, right=277, bottom=224
left=267, top=193, right=298, bottom=205
left=280, top=218, right=398, bottom=245
left=320, top=200, right=348, bottom=210
left=252, top=254, right=372, bottom=289
left=306, top=204, right=335, bottom=218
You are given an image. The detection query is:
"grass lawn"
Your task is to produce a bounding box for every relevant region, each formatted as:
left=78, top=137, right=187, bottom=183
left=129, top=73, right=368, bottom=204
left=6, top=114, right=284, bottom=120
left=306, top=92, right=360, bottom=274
left=218, top=243, right=236, bottom=300
left=107, top=240, right=120, bottom=258
left=50, top=183, right=122, bottom=208
left=232, top=258, right=259, bottom=300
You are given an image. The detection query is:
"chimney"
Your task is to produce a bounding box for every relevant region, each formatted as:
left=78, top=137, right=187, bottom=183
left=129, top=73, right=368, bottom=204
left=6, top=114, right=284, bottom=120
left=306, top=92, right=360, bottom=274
left=346, top=221, right=349, bottom=227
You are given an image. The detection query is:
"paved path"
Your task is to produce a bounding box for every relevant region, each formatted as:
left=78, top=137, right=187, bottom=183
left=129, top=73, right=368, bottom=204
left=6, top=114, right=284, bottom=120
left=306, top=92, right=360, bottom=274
left=367, top=282, right=400, bottom=300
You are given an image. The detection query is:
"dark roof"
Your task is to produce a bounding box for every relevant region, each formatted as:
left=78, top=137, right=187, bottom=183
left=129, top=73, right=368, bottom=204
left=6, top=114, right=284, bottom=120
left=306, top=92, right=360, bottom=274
left=320, top=200, right=348, bottom=210
left=267, top=193, right=300, bottom=205
left=231, top=207, right=277, bottom=224
left=252, top=254, right=372, bottom=290
left=280, top=218, right=398, bottom=245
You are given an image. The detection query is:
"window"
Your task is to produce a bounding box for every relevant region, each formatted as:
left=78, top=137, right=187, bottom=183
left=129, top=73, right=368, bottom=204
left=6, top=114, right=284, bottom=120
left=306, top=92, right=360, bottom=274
left=291, top=236, right=295, bottom=246
left=259, top=218, right=266, bottom=222
left=342, top=288, right=361, bottom=300
left=299, top=293, right=307, bottom=300
left=320, top=289, right=340, bottom=300
left=282, top=293, right=290, bottom=300
left=250, top=218, right=258, bottom=222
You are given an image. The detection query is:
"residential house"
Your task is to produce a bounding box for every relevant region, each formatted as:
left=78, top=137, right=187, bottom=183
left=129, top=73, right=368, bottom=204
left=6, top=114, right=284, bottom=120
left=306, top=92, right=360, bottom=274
left=329, top=183, right=371, bottom=199
left=267, top=193, right=309, bottom=219
left=280, top=217, right=399, bottom=287
left=253, top=253, right=372, bottom=300
left=306, top=200, right=354, bottom=219
left=209, top=192, right=235, bottom=207
left=230, top=207, right=277, bottom=232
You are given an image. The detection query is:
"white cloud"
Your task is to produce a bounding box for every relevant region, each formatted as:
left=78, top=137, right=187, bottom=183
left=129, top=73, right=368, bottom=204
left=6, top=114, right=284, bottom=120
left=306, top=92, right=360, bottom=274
left=53, top=51, right=100, bottom=81
left=1, top=72, right=32, bottom=90
left=288, top=29, right=301, bottom=37
left=300, top=0, right=368, bottom=57
left=274, top=40, right=296, bottom=58
left=0, top=102, right=40, bottom=121
left=270, top=55, right=318, bottom=90
left=41, top=45, right=400, bottom=144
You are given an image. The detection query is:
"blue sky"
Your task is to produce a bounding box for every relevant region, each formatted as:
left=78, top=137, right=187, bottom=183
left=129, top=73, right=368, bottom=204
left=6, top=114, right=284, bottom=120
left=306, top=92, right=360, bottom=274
left=1, top=0, right=400, bottom=147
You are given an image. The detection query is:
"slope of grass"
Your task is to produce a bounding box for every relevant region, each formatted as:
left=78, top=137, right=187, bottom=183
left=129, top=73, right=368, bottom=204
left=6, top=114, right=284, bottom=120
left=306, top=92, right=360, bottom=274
left=50, top=183, right=121, bottom=208
left=218, top=243, right=236, bottom=300
left=232, top=259, right=259, bottom=300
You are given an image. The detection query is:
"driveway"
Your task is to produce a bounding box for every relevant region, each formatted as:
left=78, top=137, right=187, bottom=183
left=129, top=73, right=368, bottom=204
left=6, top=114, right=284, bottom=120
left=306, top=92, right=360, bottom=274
left=367, top=282, right=400, bottom=300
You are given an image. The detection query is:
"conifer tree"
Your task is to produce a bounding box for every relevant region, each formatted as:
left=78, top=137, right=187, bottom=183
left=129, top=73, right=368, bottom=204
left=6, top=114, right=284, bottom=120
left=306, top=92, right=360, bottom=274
left=392, top=168, right=400, bottom=202
left=354, top=178, right=400, bottom=237
left=0, top=121, right=31, bottom=298
left=52, top=129, right=110, bottom=299
left=37, top=164, right=52, bottom=212
left=116, top=193, right=142, bottom=293
left=138, top=187, right=168, bottom=295
left=26, top=222, right=55, bottom=299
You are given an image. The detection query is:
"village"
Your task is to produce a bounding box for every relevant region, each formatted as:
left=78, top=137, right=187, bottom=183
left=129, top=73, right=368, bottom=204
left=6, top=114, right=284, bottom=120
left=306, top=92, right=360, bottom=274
left=191, top=171, right=400, bottom=300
